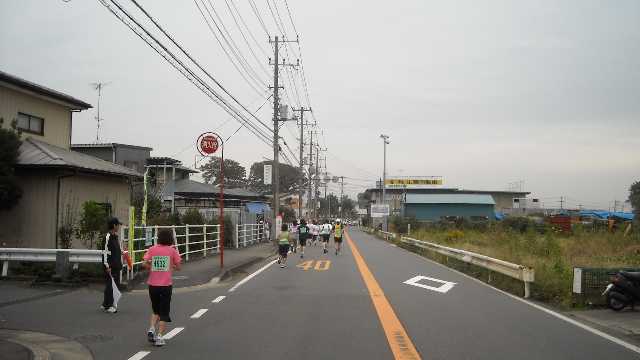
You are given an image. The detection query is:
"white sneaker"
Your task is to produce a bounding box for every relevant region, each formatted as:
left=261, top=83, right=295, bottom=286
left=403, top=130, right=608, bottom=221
left=154, top=335, right=165, bottom=347
left=147, top=328, right=155, bottom=343
left=106, top=306, right=117, bottom=313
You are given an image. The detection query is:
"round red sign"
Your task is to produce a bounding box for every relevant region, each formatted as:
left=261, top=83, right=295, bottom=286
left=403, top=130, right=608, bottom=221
left=198, top=133, right=220, bottom=156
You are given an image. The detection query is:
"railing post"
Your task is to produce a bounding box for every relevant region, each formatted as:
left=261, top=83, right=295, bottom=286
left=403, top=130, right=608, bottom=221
left=524, top=281, right=531, bottom=298
left=185, top=225, right=190, bottom=261
left=203, top=224, right=207, bottom=257
left=407, top=223, right=411, bottom=235
left=236, top=225, right=240, bottom=249
left=2, top=260, right=8, bottom=277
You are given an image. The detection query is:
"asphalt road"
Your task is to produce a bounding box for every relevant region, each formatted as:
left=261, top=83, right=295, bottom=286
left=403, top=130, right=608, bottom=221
left=1, top=228, right=639, bottom=360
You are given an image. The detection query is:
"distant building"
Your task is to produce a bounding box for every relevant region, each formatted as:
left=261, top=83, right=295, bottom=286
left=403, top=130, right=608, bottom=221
left=71, top=143, right=152, bottom=174
left=404, top=194, right=496, bottom=221
left=0, top=70, right=141, bottom=248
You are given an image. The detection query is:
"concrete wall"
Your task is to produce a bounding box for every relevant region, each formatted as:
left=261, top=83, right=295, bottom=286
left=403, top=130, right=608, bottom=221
left=0, top=86, right=73, bottom=149
left=0, top=169, right=131, bottom=249
left=405, top=203, right=495, bottom=221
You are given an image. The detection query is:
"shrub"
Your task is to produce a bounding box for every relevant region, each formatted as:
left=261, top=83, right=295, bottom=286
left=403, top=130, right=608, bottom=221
left=77, top=201, right=108, bottom=249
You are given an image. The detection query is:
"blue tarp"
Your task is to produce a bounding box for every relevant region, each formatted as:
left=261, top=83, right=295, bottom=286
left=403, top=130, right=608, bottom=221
left=246, top=202, right=271, bottom=214
left=495, top=211, right=505, bottom=221
left=579, top=210, right=634, bottom=221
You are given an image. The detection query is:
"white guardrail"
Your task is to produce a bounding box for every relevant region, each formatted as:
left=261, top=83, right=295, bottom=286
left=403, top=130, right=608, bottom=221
left=379, top=231, right=397, bottom=240
left=0, top=248, right=104, bottom=277
left=400, top=236, right=535, bottom=298
left=236, top=224, right=265, bottom=248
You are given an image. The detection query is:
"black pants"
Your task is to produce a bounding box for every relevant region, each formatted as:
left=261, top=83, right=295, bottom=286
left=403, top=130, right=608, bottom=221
left=103, top=268, right=121, bottom=308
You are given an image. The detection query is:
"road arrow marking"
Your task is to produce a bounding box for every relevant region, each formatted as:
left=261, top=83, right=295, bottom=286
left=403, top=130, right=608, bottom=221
left=403, top=275, right=456, bottom=294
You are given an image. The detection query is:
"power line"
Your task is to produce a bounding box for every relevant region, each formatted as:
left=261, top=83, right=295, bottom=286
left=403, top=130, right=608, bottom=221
left=223, top=0, right=271, bottom=78
left=100, top=0, right=272, bottom=146
left=227, top=0, right=270, bottom=58
left=282, top=0, right=298, bottom=35
left=247, top=0, right=270, bottom=36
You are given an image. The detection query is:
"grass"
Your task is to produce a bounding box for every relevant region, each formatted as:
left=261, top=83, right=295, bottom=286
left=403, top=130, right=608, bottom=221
left=395, top=223, right=640, bottom=307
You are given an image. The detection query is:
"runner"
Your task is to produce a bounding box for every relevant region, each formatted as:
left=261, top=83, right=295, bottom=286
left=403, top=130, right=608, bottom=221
left=277, top=224, right=293, bottom=268
left=320, top=219, right=332, bottom=254
left=297, top=219, right=310, bottom=259
left=143, top=229, right=182, bottom=347
left=333, top=219, right=344, bottom=255
left=310, top=220, right=320, bottom=246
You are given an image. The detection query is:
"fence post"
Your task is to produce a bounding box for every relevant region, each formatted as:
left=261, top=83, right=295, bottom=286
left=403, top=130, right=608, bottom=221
left=155, top=225, right=159, bottom=245
left=236, top=225, right=240, bottom=249
left=524, top=281, right=531, bottom=298
left=185, top=225, right=190, bottom=261
left=408, top=223, right=411, bottom=235
left=203, top=224, right=207, bottom=257
left=2, top=260, right=8, bottom=277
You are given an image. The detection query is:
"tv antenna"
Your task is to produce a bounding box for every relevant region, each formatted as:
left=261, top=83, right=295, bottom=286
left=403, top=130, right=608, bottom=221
left=90, top=82, right=111, bottom=143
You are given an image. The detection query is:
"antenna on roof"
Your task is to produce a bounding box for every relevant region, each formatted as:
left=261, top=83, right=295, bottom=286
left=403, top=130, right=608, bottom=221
left=90, top=81, right=111, bottom=143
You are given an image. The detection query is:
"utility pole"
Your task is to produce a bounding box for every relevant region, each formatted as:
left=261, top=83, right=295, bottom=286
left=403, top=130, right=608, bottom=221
left=560, top=196, right=564, bottom=210
left=293, top=107, right=312, bottom=219
left=269, top=35, right=298, bottom=239
left=314, top=145, right=320, bottom=220
left=339, top=176, right=345, bottom=219
left=380, top=134, right=390, bottom=231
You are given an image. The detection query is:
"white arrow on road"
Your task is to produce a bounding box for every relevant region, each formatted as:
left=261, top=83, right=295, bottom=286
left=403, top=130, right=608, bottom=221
left=403, top=275, right=456, bottom=294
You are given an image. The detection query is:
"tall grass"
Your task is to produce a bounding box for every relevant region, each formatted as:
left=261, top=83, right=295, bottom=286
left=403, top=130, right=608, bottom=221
left=407, top=224, right=640, bottom=306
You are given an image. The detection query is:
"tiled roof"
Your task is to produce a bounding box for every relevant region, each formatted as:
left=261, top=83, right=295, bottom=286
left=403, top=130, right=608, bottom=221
left=0, top=70, right=92, bottom=110
left=17, top=138, right=142, bottom=178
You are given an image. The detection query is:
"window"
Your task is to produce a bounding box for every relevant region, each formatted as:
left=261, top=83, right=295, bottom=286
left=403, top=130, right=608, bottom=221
left=17, top=113, right=44, bottom=135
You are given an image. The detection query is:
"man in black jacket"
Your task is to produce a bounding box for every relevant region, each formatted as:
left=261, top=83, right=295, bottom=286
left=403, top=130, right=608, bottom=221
left=102, top=217, right=123, bottom=313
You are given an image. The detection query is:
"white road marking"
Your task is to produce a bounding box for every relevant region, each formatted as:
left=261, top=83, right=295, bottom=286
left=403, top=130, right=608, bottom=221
left=190, top=309, right=208, bottom=319
left=128, top=351, right=150, bottom=360
left=404, top=275, right=456, bottom=294
left=163, top=327, right=184, bottom=339
left=402, top=248, right=640, bottom=355
left=228, top=259, right=278, bottom=292
left=212, top=296, right=226, bottom=303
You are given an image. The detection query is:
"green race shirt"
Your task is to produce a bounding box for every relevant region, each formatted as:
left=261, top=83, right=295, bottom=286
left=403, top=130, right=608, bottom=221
left=279, top=231, right=290, bottom=244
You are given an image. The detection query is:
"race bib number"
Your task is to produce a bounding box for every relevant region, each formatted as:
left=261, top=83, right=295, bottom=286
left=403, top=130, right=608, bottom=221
left=151, top=256, right=170, bottom=272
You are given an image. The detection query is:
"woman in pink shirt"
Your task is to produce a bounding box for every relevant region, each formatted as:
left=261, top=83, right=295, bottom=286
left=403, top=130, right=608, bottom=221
left=143, top=229, right=182, bottom=347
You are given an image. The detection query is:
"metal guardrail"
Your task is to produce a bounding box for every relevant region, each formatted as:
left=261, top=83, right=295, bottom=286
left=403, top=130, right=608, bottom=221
left=401, top=236, right=535, bottom=298
left=379, top=231, right=397, bottom=240
left=236, top=224, right=265, bottom=248
left=0, top=248, right=104, bottom=277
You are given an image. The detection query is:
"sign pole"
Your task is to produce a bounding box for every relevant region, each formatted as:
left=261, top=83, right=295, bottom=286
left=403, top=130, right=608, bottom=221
left=219, top=141, right=224, bottom=268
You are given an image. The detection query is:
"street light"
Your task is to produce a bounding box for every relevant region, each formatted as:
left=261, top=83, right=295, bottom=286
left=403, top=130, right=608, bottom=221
left=380, top=134, right=390, bottom=231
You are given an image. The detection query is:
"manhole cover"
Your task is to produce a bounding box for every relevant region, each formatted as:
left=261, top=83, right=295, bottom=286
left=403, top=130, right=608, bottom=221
left=73, top=334, right=113, bottom=344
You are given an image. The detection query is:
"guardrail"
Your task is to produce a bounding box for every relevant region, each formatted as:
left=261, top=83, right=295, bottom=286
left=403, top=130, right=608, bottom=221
left=122, top=224, right=220, bottom=278
left=379, top=231, right=397, bottom=240
left=401, top=236, right=535, bottom=298
left=0, top=248, right=104, bottom=277
left=236, top=224, right=265, bottom=248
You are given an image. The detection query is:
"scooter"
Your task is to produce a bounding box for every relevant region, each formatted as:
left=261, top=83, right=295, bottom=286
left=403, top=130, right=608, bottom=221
left=603, top=271, right=640, bottom=311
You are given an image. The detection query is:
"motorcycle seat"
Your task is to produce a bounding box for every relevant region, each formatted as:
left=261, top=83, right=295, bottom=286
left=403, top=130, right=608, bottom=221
left=621, top=271, right=640, bottom=282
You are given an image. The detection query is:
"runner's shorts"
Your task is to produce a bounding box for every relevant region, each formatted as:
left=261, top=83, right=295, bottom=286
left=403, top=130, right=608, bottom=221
left=321, top=234, right=330, bottom=242
left=299, top=237, right=307, bottom=246
left=334, top=236, right=343, bottom=243
left=149, top=285, right=173, bottom=322
left=278, top=244, right=290, bottom=257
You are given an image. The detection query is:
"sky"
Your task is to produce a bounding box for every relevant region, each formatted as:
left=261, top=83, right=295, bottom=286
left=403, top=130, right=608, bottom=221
left=1, top=0, right=638, bottom=210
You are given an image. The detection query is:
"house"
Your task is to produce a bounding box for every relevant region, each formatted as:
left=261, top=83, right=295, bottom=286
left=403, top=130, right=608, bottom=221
left=0, top=70, right=142, bottom=248
left=71, top=143, right=152, bottom=174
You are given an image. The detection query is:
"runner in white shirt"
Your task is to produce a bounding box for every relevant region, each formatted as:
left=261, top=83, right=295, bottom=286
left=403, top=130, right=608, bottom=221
left=310, top=220, right=320, bottom=246
left=319, top=220, right=332, bottom=254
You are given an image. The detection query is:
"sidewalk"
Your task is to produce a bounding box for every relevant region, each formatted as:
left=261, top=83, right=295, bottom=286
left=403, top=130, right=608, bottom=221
left=567, top=308, right=640, bottom=346
left=130, top=243, right=275, bottom=290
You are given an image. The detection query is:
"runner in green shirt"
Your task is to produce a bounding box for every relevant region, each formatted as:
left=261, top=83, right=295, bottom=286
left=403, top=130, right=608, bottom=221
left=277, top=224, right=293, bottom=268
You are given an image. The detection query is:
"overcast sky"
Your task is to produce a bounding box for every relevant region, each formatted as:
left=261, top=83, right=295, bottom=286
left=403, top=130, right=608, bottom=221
left=1, top=0, right=638, bottom=210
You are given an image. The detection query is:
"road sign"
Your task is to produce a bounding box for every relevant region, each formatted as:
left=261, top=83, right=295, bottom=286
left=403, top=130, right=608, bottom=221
left=370, top=204, right=389, bottom=218
left=264, top=164, right=272, bottom=185
left=197, top=132, right=220, bottom=156
left=403, top=275, right=456, bottom=294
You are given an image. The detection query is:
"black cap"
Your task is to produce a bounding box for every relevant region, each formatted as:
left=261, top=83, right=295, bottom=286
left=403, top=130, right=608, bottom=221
left=108, top=217, right=123, bottom=229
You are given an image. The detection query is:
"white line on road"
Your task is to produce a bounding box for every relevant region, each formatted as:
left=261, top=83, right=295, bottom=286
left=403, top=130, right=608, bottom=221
left=228, top=259, right=277, bottom=292
left=212, top=296, right=226, bottom=303
left=400, top=246, right=640, bottom=355
left=190, top=309, right=209, bottom=319
left=163, top=327, right=184, bottom=340
left=128, top=351, right=150, bottom=360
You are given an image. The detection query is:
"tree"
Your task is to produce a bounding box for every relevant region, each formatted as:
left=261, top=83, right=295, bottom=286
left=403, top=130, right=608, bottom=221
left=247, top=161, right=305, bottom=195
left=132, top=187, right=163, bottom=223
left=282, top=207, right=296, bottom=223
left=0, top=118, right=23, bottom=211
left=630, top=181, right=640, bottom=224
left=77, top=201, right=108, bottom=249
left=200, top=156, right=247, bottom=188
left=319, top=194, right=340, bottom=218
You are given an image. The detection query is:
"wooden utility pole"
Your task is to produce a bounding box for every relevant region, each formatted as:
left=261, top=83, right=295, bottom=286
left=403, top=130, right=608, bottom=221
left=293, top=107, right=312, bottom=219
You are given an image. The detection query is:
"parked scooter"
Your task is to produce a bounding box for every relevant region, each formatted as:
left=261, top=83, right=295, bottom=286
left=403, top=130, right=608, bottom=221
left=603, top=271, right=640, bottom=311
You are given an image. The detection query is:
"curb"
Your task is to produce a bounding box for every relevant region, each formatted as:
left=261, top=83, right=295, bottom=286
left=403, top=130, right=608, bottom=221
left=215, top=255, right=275, bottom=284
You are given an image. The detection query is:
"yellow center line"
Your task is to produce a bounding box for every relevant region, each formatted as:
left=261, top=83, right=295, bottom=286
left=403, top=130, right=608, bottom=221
left=345, top=230, right=422, bottom=360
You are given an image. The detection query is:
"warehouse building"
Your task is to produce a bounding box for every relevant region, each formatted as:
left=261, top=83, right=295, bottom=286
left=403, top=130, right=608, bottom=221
left=404, top=194, right=496, bottom=221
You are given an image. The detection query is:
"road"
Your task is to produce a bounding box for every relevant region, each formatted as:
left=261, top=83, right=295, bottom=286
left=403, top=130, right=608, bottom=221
left=1, top=228, right=638, bottom=359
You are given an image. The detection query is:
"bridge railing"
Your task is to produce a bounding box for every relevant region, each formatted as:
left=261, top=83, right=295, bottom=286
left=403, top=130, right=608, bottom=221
left=400, top=236, right=535, bottom=298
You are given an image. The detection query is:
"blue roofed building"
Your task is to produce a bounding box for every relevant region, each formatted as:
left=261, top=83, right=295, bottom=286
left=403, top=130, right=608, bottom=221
left=404, top=194, right=496, bottom=221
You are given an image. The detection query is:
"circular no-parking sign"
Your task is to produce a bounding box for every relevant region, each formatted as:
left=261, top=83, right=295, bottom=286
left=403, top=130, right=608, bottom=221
left=197, top=133, right=220, bottom=156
